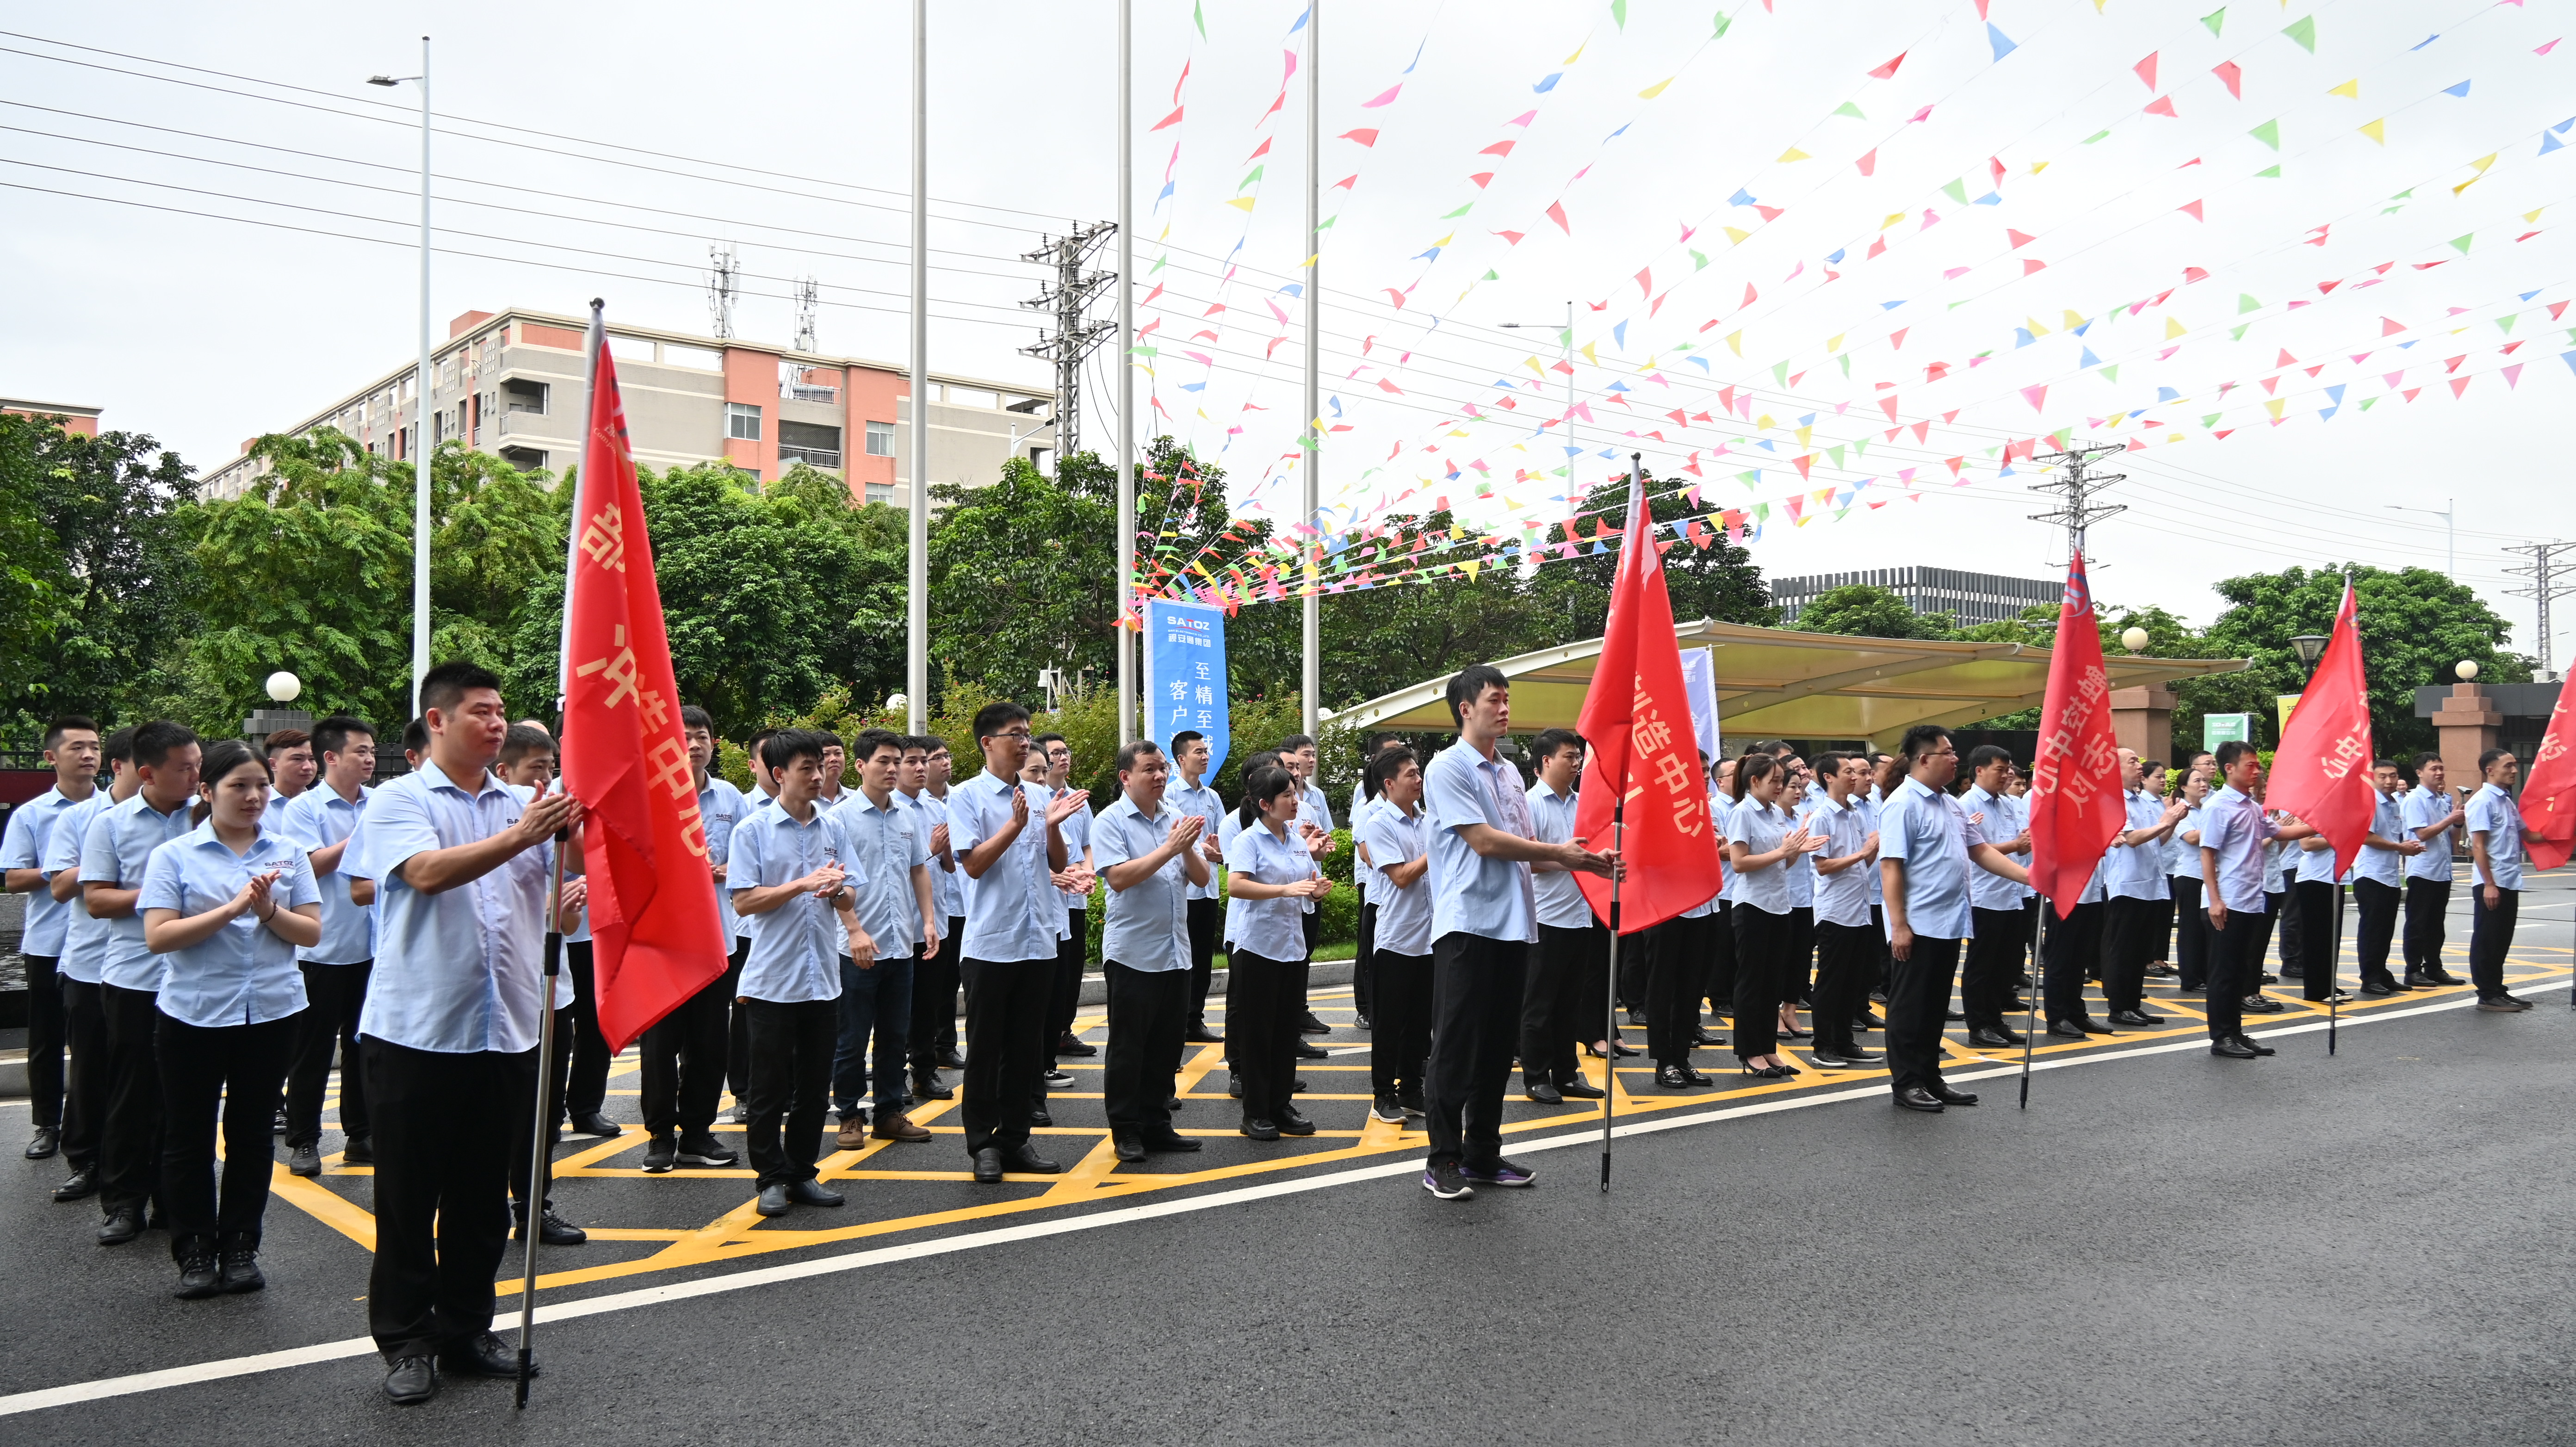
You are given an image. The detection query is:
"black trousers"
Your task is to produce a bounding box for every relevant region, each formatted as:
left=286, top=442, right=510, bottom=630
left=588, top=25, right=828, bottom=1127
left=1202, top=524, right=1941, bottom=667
left=1702, top=900, right=1737, bottom=1018
left=1963, top=907, right=2027, bottom=1030
left=2151, top=898, right=2175, bottom=964
left=907, top=916, right=965, bottom=1077
left=2353, top=877, right=2401, bottom=984
left=509, top=1001, right=574, bottom=1211
left=640, top=941, right=741, bottom=1136
left=99, top=982, right=167, bottom=1216
left=363, top=1038, right=536, bottom=1360
left=2247, top=892, right=2284, bottom=982
left=2470, top=885, right=2520, bottom=1000
left=2274, top=870, right=2305, bottom=973
left=1783, top=906, right=1816, bottom=1005
left=1528, top=922, right=1605, bottom=1080
left=2295, top=881, right=2345, bottom=1001
left=157, top=1012, right=295, bottom=1259
left=285, top=958, right=371, bottom=1149
left=1371, top=950, right=1433, bottom=1101
left=1423, top=933, right=1526, bottom=1170
left=1617, top=922, right=1648, bottom=1012
left=2101, top=897, right=2159, bottom=1013
left=1812, top=920, right=1878, bottom=1055
left=1886, top=934, right=1962, bottom=1096
left=60, top=977, right=107, bottom=1172
left=740, top=998, right=835, bottom=1188
left=1049, top=907, right=1090, bottom=1051
left=1102, top=961, right=1189, bottom=1136
left=959, top=955, right=1053, bottom=1157
left=1641, top=917, right=1703, bottom=1066
left=1353, top=886, right=1375, bottom=1021
left=2170, top=878, right=2209, bottom=990
left=23, top=953, right=63, bottom=1130
left=2041, top=900, right=2105, bottom=1025
left=2204, top=905, right=2258, bottom=1040
left=1731, top=906, right=1789, bottom=1060
left=2403, top=878, right=2451, bottom=975
left=726, top=934, right=753, bottom=1098
left=1296, top=910, right=1319, bottom=1020
left=1185, top=898, right=1221, bottom=1025
left=561, top=941, right=610, bottom=1120
left=1224, top=947, right=1303, bottom=1121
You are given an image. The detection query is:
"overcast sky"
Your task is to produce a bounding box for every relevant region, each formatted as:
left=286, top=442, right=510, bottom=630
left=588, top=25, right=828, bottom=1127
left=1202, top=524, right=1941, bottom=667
left=1, top=0, right=2568, bottom=665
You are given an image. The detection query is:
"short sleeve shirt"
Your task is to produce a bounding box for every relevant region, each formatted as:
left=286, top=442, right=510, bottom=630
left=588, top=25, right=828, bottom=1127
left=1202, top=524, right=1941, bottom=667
left=348, top=767, right=554, bottom=1054
left=1, top=785, right=90, bottom=958
left=1809, top=795, right=1876, bottom=928
left=1358, top=804, right=1432, bottom=957
left=1224, top=819, right=1319, bottom=962
left=81, top=792, right=197, bottom=992
left=2401, top=786, right=2458, bottom=881
left=1963, top=785, right=2023, bottom=912
left=1877, top=776, right=1980, bottom=941
left=2198, top=785, right=2276, bottom=913
left=2467, top=783, right=2524, bottom=890
left=1525, top=779, right=1595, bottom=931
left=1423, top=742, right=1536, bottom=945
left=1724, top=796, right=1800, bottom=916
left=43, top=792, right=113, bottom=984
left=1093, top=794, right=1191, bottom=972
left=2168, top=805, right=2207, bottom=881
left=282, top=784, right=376, bottom=965
left=2351, top=790, right=2407, bottom=887
left=1169, top=779, right=1228, bottom=902
left=949, top=770, right=1065, bottom=963
left=2108, top=792, right=2172, bottom=902
left=729, top=803, right=853, bottom=1002
left=140, top=820, right=320, bottom=1028
left=828, top=791, right=926, bottom=955
left=698, top=775, right=752, bottom=941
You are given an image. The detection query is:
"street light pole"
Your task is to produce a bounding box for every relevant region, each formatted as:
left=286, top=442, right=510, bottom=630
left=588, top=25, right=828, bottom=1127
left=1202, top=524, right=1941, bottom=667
left=1115, top=0, right=1135, bottom=746
left=370, top=39, right=432, bottom=715
left=1299, top=0, right=1320, bottom=737
left=2384, top=497, right=2455, bottom=580
left=906, top=0, right=929, bottom=734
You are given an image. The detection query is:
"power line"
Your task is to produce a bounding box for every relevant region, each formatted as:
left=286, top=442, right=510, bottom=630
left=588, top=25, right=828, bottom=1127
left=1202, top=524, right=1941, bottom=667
left=2504, top=540, right=2576, bottom=680
left=2027, top=440, right=2126, bottom=568
left=1019, top=221, right=1116, bottom=458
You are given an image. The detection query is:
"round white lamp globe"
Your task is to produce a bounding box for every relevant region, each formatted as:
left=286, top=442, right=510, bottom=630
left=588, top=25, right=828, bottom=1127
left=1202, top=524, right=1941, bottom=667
left=885, top=693, right=909, bottom=715
left=265, top=671, right=302, bottom=703
left=2456, top=660, right=2479, bottom=681
left=2120, top=627, right=2150, bottom=653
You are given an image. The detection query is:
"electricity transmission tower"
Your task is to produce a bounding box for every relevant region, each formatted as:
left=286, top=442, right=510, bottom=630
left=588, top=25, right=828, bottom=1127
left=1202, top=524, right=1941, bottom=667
left=706, top=243, right=740, bottom=340
left=2505, top=539, right=2576, bottom=680
left=1019, top=221, right=1116, bottom=458
left=2029, top=439, right=2127, bottom=564
left=791, top=275, right=819, bottom=354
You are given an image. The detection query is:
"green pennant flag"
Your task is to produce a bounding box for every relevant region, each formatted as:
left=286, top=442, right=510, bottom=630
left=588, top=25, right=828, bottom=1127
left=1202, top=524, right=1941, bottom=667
left=2099, top=364, right=2119, bottom=382
left=2200, top=6, right=2224, bottom=36
left=1833, top=101, right=1865, bottom=119
left=1441, top=202, right=1473, bottom=218
left=1771, top=360, right=1790, bottom=385
left=2449, top=233, right=2473, bottom=253
left=2255, top=164, right=2282, bottom=178
left=1611, top=0, right=1628, bottom=28
left=2281, top=14, right=2316, bottom=52
left=2238, top=293, right=2261, bottom=313
left=1825, top=444, right=1846, bottom=469
left=2249, top=118, right=2280, bottom=150
left=1941, top=178, right=1969, bottom=204
left=2082, top=129, right=2112, bottom=144
left=1193, top=0, right=1206, bottom=37
left=2229, top=323, right=2252, bottom=340
left=1690, top=248, right=1710, bottom=270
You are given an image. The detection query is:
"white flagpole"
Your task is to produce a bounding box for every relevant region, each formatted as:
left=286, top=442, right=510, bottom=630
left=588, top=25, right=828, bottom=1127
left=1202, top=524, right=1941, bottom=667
left=408, top=35, right=433, bottom=717
left=905, top=0, right=930, bottom=735
left=1115, top=0, right=1135, bottom=746
left=1299, top=0, right=1320, bottom=736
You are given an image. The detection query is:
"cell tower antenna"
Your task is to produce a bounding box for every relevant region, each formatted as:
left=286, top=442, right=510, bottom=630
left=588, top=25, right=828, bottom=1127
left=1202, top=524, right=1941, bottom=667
left=706, top=242, right=739, bottom=340
left=792, top=275, right=819, bottom=354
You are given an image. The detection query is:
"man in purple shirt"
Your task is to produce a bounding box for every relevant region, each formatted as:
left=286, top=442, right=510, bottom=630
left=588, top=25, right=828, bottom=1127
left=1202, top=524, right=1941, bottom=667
left=2197, top=741, right=2317, bottom=1059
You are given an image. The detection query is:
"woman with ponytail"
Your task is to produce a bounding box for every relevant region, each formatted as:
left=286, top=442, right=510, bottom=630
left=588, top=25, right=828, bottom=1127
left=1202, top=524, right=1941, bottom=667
left=1223, top=762, right=1331, bottom=1141
left=1724, top=751, right=1820, bottom=1079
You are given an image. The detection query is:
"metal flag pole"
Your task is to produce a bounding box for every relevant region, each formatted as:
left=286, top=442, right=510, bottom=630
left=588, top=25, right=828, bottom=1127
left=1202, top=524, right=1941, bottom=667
left=1600, top=801, right=1624, bottom=1191
left=2327, top=878, right=2345, bottom=1055
left=904, top=0, right=929, bottom=735
left=1114, top=0, right=1135, bottom=746
left=1299, top=0, right=1321, bottom=738
left=408, top=36, right=432, bottom=716
left=2018, top=900, right=2043, bottom=1108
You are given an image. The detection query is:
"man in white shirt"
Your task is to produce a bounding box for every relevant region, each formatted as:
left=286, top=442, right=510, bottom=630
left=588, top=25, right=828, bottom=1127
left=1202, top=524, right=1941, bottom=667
left=1522, top=729, right=1609, bottom=1103
left=1094, top=739, right=1212, bottom=1160
left=1167, top=730, right=1229, bottom=1044
left=2102, top=751, right=2187, bottom=1029
left=904, top=736, right=968, bottom=1100
left=2465, top=748, right=2530, bottom=1010
left=1276, top=732, right=1336, bottom=1037
left=1958, top=746, right=2030, bottom=1049
left=280, top=716, right=381, bottom=1178
left=636, top=707, right=749, bottom=1174
left=1, top=713, right=100, bottom=1163
left=1032, top=734, right=1098, bottom=1075
left=2348, top=759, right=2421, bottom=997
left=2399, top=751, right=2466, bottom=988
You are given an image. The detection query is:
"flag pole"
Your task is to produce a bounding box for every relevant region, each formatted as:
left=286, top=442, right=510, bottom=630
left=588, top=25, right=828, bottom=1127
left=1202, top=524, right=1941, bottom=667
left=2018, top=899, right=2043, bottom=1108
left=2327, top=879, right=2343, bottom=1055
left=1603, top=449, right=1644, bottom=1192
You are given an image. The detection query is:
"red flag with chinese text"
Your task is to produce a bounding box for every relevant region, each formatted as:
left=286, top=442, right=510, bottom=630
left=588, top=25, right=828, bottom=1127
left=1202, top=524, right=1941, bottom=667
left=2519, top=669, right=2576, bottom=869
left=562, top=322, right=729, bottom=1051
left=1574, top=467, right=1725, bottom=934
left=2026, top=554, right=2124, bottom=917
left=2268, top=581, right=2375, bottom=874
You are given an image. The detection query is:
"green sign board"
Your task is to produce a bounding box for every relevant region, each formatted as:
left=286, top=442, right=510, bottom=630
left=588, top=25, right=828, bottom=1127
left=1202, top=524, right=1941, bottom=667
left=2202, top=712, right=2252, bottom=749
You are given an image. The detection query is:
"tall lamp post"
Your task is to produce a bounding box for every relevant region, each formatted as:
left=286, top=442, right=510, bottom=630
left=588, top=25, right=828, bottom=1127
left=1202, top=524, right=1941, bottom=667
left=368, top=39, right=433, bottom=715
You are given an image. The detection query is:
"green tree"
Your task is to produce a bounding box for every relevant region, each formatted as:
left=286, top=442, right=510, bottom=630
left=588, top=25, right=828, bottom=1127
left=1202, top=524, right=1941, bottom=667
left=1528, top=469, right=1777, bottom=638
left=1795, top=583, right=1954, bottom=640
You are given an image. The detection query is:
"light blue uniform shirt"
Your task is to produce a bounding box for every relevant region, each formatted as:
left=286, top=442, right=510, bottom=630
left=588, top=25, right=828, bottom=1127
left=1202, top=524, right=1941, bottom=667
left=1058, top=800, right=1092, bottom=913
left=1423, top=741, right=1537, bottom=946
left=81, top=792, right=197, bottom=992
left=698, top=775, right=752, bottom=942
left=2467, top=783, right=2524, bottom=890
left=1809, top=793, right=1876, bottom=928
left=2352, top=790, right=2407, bottom=887
left=828, top=791, right=927, bottom=955
left=1963, top=785, right=2024, bottom=912
left=2198, top=785, right=2275, bottom=914
left=1298, top=779, right=1334, bottom=832
left=43, top=792, right=113, bottom=984
left=728, top=802, right=856, bottom=1002
left=2108, top=791, right=2172, bottom=902
left=2168, top=805, right=2207, bottom=882
left=139, top=820, right=320, bottom=1028
left=950, top=770, right=1065, bottom=963
left=1350, top=795, right=1387, bottom=895
left=283, top=783, right=375, bottom=965
left=902, top=788, right=964, bottom=921
left=2, top=785, right=92, bottom=958
left=1683, top=786, right=1728, bottom=920
left=1170, top=779, right=1227, bottom=902
left=1093, top=794, right=1192, bottom=972
left=2401, top=785, right=2459, bottom=882
left=1224, top=816, right=1319, bottom=962
left=1877, top=776, right=1984, bottom=941
left=1725, top=796, right=1802, bottom=916
left=2294, top=836, right=2352, bottom=886
left=1358, top=803, right=1432, bottom=956
left=348, top=766, right=555, bottom=1054
left=1525, top=779, right=1594, bottom=931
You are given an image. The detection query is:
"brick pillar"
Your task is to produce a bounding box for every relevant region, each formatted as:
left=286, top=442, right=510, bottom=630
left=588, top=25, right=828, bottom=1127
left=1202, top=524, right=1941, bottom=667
left=2109, top=684, right=2175, bottom=765
left=2431, top=683, right=2501, bottom=785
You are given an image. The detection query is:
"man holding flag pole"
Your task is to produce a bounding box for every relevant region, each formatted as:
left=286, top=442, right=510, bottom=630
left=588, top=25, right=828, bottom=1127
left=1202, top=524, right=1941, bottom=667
left=2512, top=668, right=2576, bottom=1008
left=2265, top=578, right=2376, bottom=1050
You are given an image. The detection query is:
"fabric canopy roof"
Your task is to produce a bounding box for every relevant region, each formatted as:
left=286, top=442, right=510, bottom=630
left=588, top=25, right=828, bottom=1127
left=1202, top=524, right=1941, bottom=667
left=1330, top=618, right=2249, bottom=747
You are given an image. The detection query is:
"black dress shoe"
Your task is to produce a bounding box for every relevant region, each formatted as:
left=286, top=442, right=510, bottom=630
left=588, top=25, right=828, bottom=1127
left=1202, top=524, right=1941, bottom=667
left=440, top=1331, right=528, bottom=1379
left=1239, top=1117, right=1281, bottom=1141
left=2241, top=1035, right=2276, bottom=1055
left=1142, top=1132, right=1203, bottom=1152
left=1812, top=1048, right=1882, bottom=1067
left=1298, top=1012, right=1331, bottom=1034
left=1112, top=1134, right=1146, bottom=1163
left=2242, top=995, right=2285, bottom=1014
left=174, top=1249, right=224, bottom=1300
left=1293, top=1039, right=1330, bottom=1059
left=1227, top=1072, right=1244, bottom=1098
left=2359, top=979, right=2397, bottom=997
left=2045, top=1020, right=2091, bottom=1039
left=1056, top=1031, right=1098, bottom=1057
left=1523, top=1080, right=1564, bottom=1104
left=756, top=1182, right=793, bottom=1215
left=342, top=1136, right=375, bottom=1164
left=219, top=1249, right=265, bottom=1293
left=1929, top=1085, right=1979, bottom=1107
left=1999, top=996, right=2031, bottom=1013
left=1002, top=1143, right=1061, bottom=1174
left=1894, top=1086, right=1945, bottom=1113
left=1855, top=1009, right=1886, bottom=1029
left=1967, top=1027, right=2015, bottom=1049
left=97, top=1204, right=144, bottom=1245
left=53, top=1169, right=99, bottom=1203
left=972, top=1148, right=1004, bottom=1184
left=2075, top=1017, right=2119, bottom=1034
left=911, top=1075, right=955, bottom=1100
left=1184, top=1024, right=1224, bottom=1043
left=515, top=1207, right=587, bottom=1245
left=569, top=1112, right=621, bottom=1138
left=2210, top=1036, right=2258, bottom=1059
left=786, top=1178, right=845, bottom=1207
left=2109, top=1009, right=2162, bottom=1028
left=1943, top=1009, right=1967, bottom=1022
left=1275, top=1105, right=1316, bottom=1136
left=1028, top=1107, right=1053, bottom=1128
left=1693, top=1027, right=1728, bottom=1047
left=935, top=1048, right=968, bottom=1069
left=1555, top=1078, right=1606, bottom=1100
left=287, top=1143, right=323, bottom=1177
left=1627, top=1007, right=1648, bottom=1026
left=26, top=1127, right=60, bottom=1160
left=383, top=1355, right=440, bottom=1405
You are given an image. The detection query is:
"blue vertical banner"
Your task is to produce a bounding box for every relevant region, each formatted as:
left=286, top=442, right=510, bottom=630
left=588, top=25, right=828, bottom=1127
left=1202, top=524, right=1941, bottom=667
left=1144, top=598, right=1230, bottom=777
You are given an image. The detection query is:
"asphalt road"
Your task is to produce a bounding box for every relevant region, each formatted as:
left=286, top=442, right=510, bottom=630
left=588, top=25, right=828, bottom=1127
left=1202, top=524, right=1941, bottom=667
left=3, top=875, right=2571, bottom=1445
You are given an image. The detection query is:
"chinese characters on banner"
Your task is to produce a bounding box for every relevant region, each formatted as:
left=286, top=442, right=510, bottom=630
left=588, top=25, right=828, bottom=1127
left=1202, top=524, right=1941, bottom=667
left=1144, top=598, right=1230, bottom=779
left=2026, top=553, right=2125, bottom=916
left=2267, top=581, right=2375, bottom=873
left=2519, top=668, right=2576, bottom=870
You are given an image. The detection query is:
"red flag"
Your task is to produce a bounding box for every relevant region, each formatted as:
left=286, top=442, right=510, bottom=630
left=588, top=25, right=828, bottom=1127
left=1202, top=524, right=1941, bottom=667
left=2268, top=581, right=2375, bottom=873
left=2521, top=670, right=2576, bottom=869
left=561, top=313, right=729, bottom=1051
left=2026, top=554, right=2124, bottom=916
left=1574, top=465, right=1725, bottom=933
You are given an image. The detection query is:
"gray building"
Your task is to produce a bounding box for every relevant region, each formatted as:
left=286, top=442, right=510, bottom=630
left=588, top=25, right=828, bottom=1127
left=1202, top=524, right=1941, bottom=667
left=1772, top=566, right=2062, bottom=629
left=203, top=306, right=1058, bottom=505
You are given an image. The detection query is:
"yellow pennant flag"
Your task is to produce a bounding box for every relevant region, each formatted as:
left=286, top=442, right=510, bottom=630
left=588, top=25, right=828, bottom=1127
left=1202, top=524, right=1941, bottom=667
left=2358, top=117, right=2385, bottom=144
left=1779, top=145, right=1812, bottom=162
left=1639, top=76, right=1674, bottom=99
left=2328, top=78, right=2359, bottom=98
left=2165, top=315, right=2187, bottom=339
left=1724, top=225, right=1752, bottom=245
left=1725, top=330, right=1744, bottom=356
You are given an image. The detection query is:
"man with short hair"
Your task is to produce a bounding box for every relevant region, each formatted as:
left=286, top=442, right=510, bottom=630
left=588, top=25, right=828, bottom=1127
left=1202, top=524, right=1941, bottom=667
left=1418, top=665, right=1616, bottom=1200
left=1032, top=733, right=1099, bottom=1075
left=349, top=662, right=582, bottom=1404
left=814, top=735, right=848, bottom=809
left=40, top=726, right=133, bottom=1201
left=951, top=702, right=1087, bottom=1184
left=2103, top=750, right=2188, bottom=1028
left=262, top=728, right=318, bottom=835
left=1167, top=730, right=1228, bottom=1044
left=2465, top=748, right=2530, bottom=1011
left=2198, top=741, right=2317, bottom=1059
left=3, top=714, right=100, bottom=1161
left=722, top=726, right=781, bottom=1123
left=903, top=735, right=967, bottom=1101
left=2400, top=751, right=2465, bottom=988
left=636, top=707, right=747, bottom=1174
left=81, top=720, right=203, bottom=1243
left=827, top=728, right=938, bottom=1147
left=281, top=716, right=381, bottom=1177
left=1093, top=739, right=1211, bottom=1160
left=1348, top=731, right=1406, bottom=1031
left=1275, top=732, right=1336, bottom=1038
left=1522, top=728, right=1609, bottom=1101
left=1878, top=725, right=2030, bottom=1112
left=1958, top=745, right=2030, bottom=1049
left=1808, top=753, right=1885, bottom=1070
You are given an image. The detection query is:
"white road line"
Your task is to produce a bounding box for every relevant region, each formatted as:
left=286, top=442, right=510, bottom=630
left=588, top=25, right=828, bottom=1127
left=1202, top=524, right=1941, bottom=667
left=0, top=977, right=2562, bottom=1418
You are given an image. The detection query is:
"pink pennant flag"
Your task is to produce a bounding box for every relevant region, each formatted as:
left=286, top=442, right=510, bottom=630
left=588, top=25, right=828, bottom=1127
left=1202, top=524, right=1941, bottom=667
left=2143, top=95, right=2178, bottom=117
left=2007, top=229, right=2037, bottom=248
left=1635, top=266, right=1653, bottom=299
left=2179, top=199, right=2204, bottom=221
left=1150, top=105, right=1185, bottom=130
left=2134, top=52, right=2159, bottom=90
left=1546, top=200, right=1571, bottom=233
left=1481, top=140, right=1517, bottom=156
left=1339, top=128, right=1380, bottom=146
left=1492, top=229, right=1526, bottom=245
left=1889, top=327, right=1908, bottom=349
left=1870, top=51, right=1907, bottom=78
left=2212, top=60, right=2243, bottom=98
left=1360, top=84, right=1403, bottom=108
left=1855, top=148, right=1878, bottom=176
left=2021, top=384, right=2048, bottom=411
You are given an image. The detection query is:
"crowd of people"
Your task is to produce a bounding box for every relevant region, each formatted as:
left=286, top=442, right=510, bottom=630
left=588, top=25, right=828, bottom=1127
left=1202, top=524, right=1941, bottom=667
left=0, top=658, right=2537, bottom=1404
